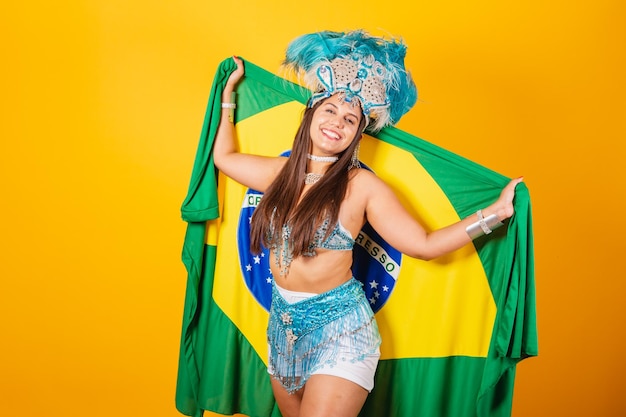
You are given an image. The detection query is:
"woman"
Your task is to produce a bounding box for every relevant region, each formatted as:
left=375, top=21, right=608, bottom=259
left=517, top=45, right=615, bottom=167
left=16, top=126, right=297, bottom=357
left=213, top=31, right=522, bottom=417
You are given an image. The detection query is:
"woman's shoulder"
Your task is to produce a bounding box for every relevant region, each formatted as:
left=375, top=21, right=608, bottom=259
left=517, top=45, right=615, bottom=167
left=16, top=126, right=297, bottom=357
left=350, top=167, right=386, bottom=187
left=346, top=167, right=391, bottom=202
left=348, top=167, right=396, bottom=203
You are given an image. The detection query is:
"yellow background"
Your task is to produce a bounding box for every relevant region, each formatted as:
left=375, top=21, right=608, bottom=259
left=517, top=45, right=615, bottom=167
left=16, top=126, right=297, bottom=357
left=2, top=1, right=624, bottom=417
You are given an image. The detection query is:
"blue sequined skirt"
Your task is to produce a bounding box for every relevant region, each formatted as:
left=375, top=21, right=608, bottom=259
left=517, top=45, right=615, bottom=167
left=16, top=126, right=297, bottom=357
left=267, top=278, right=381, bottom=393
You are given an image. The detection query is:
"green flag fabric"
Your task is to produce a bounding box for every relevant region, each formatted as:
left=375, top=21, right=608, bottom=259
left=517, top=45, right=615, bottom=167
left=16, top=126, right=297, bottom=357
left=176, top=58, right=537, bottom=417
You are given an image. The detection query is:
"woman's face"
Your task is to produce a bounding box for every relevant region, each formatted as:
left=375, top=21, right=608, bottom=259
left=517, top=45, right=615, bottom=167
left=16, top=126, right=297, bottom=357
left=309, top=94, right=363, bottom=156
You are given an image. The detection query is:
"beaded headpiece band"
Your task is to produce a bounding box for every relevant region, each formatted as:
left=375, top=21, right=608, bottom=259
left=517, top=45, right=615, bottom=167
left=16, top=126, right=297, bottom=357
left=284, top=30, right=418, bottom=132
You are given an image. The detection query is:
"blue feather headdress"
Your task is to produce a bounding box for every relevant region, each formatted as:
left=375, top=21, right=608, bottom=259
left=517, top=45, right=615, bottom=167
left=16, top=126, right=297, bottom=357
left=284, top=30, right=417, bottom=132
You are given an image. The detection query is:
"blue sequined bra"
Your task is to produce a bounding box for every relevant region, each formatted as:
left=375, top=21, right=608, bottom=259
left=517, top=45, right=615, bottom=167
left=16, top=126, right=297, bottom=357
left=269, top=211, right=355, bottom=276
left=314, top=218, right=355, bottom=251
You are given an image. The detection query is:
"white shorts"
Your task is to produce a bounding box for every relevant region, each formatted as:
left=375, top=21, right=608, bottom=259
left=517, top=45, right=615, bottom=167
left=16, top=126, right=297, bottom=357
left=267, top=283, right=381, bottom=392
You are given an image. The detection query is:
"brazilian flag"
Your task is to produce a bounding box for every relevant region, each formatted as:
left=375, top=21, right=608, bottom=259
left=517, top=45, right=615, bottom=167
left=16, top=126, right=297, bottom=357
left=176, top=58, right=537, bottom=417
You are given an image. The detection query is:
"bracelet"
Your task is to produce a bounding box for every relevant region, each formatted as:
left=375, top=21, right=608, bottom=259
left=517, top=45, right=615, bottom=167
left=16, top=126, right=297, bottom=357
left=477, top=209, right=491, bottom=234
left=466, top=209, right=504, bottom=240
left=223, top=91, right=237, bottom=123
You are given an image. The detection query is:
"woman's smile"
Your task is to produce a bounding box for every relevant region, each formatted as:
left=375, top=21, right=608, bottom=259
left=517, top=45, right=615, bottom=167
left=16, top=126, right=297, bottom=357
left=321, top=128, right=341, bottom=140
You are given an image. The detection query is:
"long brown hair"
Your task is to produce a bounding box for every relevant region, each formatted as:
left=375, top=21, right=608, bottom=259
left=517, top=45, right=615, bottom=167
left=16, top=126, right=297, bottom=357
left=249, top=98, right=367, bottom=257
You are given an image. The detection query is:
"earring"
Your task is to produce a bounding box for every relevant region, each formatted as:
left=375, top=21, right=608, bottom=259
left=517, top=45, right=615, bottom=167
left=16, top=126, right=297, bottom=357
left=350, top=142, right=361, bottom=169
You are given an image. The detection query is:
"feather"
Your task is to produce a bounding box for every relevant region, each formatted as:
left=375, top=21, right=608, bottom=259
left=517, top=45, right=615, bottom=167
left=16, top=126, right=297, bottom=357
left=283, top=30, right=417, bottom=132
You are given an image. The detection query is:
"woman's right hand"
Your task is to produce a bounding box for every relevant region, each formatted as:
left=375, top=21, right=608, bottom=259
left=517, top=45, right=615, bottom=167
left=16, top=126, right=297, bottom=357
left=226, top=55, right=245, bottom=89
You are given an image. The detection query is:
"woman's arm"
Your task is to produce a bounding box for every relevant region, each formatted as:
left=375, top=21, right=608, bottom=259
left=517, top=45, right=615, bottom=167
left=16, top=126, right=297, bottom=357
left=213, top=56, right=286, bottom=192
left=361, top=170, right=523, bottom=260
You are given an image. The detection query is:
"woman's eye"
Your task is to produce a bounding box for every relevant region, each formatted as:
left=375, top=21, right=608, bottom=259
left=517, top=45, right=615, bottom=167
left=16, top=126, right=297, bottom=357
left=346, top=118, right=355, bottom=125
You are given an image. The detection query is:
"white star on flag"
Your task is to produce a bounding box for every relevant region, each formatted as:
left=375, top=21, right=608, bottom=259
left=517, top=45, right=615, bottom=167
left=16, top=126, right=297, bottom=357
left=369, top=280, right=379, bottom=289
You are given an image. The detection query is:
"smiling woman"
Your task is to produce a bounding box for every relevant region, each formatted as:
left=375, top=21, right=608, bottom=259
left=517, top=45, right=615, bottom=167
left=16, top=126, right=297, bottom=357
left=207, top=30, right=522, bottom=417
left=309, top=96, right=364, bottom=161
left=4, top=1, right=625, bottom=417
left=178, top=58, right=535, bottom=417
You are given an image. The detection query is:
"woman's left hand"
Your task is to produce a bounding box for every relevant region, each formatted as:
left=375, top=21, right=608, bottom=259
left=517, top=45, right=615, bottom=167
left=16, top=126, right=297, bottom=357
left=491, top=177, right=524, bottom=220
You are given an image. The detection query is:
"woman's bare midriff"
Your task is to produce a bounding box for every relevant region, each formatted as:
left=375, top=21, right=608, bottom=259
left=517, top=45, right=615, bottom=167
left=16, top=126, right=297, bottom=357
left=270, top=249, right=355, bottom=294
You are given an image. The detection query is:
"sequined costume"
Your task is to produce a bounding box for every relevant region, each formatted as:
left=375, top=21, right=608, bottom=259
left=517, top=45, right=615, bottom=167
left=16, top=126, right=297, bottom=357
left=269, top=208, right=355, bottom=275
left=267, top=278, right=381, bottom=393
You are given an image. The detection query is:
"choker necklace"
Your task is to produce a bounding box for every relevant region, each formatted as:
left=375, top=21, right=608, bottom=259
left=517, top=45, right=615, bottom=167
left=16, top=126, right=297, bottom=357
left=308, top=153, right=339, bottom=163
left=304, top=173, right=323, bottom=185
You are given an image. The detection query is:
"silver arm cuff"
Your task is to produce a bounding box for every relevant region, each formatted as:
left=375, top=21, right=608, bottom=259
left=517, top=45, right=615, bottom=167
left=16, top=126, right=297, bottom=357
left=466, top=210, right=504, bottom=240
